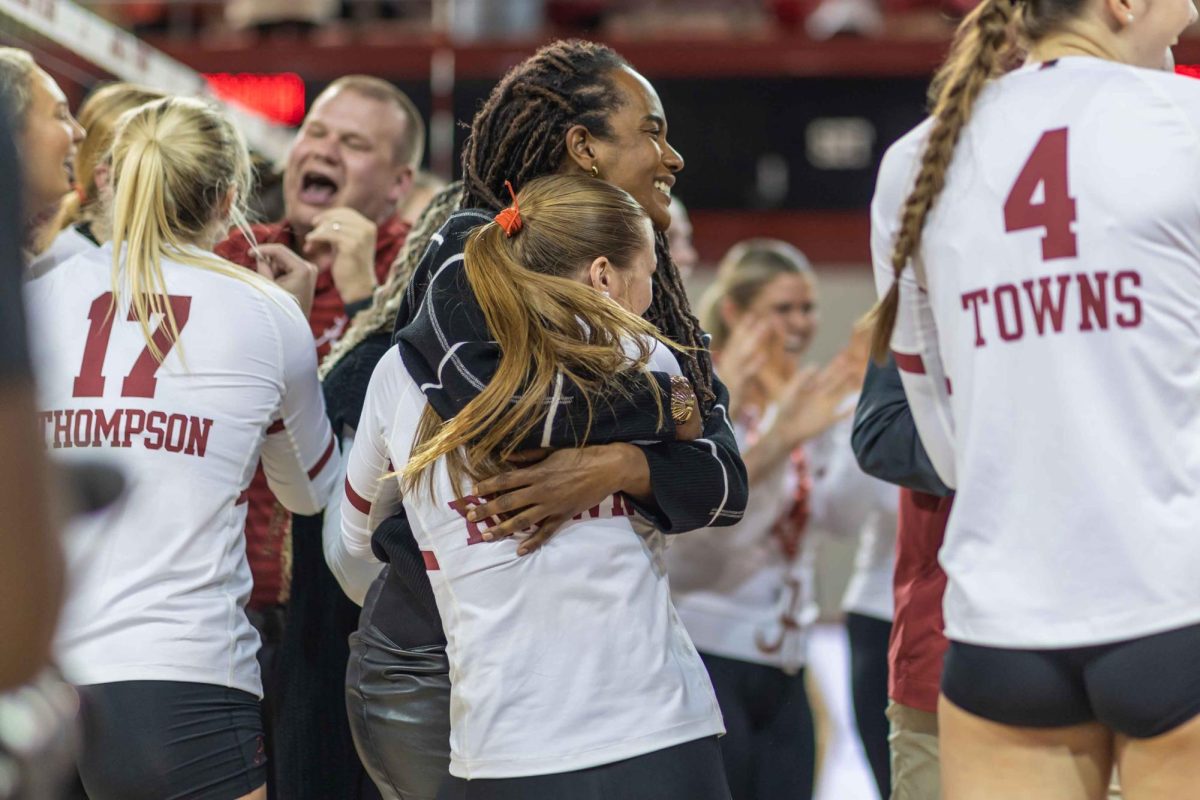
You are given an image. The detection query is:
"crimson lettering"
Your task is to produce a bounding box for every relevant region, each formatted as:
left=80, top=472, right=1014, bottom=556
left=144, top=411, right=167, bottom=450
left=1021, top=275, right=1071, bottom=334
left=94, top=409, right=123, bottom=447
left=52, top=410, right=74, bottom=449
left=165, top=414, right=189, bottom=453
left=1077, top=272, right=1109, bottom=332
left=1114, top=271, right=1142, bottom=329
left=994, top=284, right=1024, bottom=342
left=185, top=419, right=213, bottom=457
left=451, top=492, right=634, bottom=546
left=960, top=269, right=1143, bottom=347
left=448, top=495, right=501, bottom=546
left=122, top=409, right=146, bottom=448
left=961, top=289, right=991, bottom=347
left=40, top=407, right=214, bottom=457
left=72, top=409, right=94, bottom=447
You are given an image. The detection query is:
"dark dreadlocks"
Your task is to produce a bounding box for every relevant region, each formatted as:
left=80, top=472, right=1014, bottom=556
left=460, top=39, right=717, bottom=413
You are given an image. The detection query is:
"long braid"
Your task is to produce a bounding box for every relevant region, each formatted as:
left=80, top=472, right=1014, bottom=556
left=460, top=39, right=716, bottom=412
left=648, top=231, right=715, bottom=410
left=319, top=180, right=462, bottom=379
left=867, top=0, right=1019, bottom=362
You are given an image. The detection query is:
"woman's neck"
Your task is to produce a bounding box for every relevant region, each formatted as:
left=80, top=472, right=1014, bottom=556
left=1027, top=27, right=1125, bottom=65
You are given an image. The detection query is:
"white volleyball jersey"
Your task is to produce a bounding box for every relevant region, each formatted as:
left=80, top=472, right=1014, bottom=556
left=873, top=56, right=1200, bottom=648
left=804, top=413, right=898, bottom=622
left=26, top=244, right=337, bottom=696
left=666, top=405, right=817, bottom=673
left=27, top=226, right=95, bottom=280
left=344, top=345, right=724, bottom=780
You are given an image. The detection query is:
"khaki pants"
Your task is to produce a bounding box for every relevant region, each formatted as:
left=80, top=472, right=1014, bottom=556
left=886, top=700, right=1123, bottom=800
left=887, top=701, right=940, bottom=800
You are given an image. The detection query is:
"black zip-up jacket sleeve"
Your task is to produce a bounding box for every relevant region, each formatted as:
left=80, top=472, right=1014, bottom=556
left=393, top=210, right=747, bottom=532
left=851, top=355, right=952, bottom=497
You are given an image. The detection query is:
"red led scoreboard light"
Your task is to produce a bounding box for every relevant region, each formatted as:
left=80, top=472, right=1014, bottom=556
left=203, top=72, right=306, bottom=127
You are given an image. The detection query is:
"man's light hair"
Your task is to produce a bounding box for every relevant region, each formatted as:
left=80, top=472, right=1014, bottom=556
left=0, top=48, right=37, bottom=130
left=316, top=75, right=426, bottom=170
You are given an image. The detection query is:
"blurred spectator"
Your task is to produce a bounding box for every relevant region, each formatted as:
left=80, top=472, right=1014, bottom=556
left=805, top=0, right=884, bottom=39
left=668, top=239, right=860, bottom=800
left=249, top=153, right=287, bottom=224
left=226, top=0, right=338, bottom=33
left=36, top=83, right=167, bottom=277
left=447, top=0, right=546, bottom=40
left=667, top=196, right=698, bottom=280
left=0, top=77, right=63, bottom=697
left=215, top=74, right=424, bottom=800
left=398, top=169, right=448, bottom=225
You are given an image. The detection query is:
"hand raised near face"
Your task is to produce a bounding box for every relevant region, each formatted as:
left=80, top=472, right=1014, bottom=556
left=768, top=353, right=862, bottom=447
left=303, top=208, right=379, bottom=305
left=253, top=243, right=319, bottom=318
left=719, top=316, right=774, bottom=418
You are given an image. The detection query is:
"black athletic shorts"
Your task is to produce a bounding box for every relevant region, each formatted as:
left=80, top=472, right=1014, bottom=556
left=436, top=736, right=731, bottom=800
left=942, top=622, right=1200, bottom=738
left=77, top=680, right=267, bottom=800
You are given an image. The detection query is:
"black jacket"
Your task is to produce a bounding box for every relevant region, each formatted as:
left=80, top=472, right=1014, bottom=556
left=391, top=209, right=748, bottom=534
left=851, top=355, right=951, bottom=497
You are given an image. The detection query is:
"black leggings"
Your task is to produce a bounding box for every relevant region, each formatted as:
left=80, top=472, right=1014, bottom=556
left=846, top=613, right=892, bottom=799
left=700, top=652, right=816, bottom=800
left=436, top=737, right=730, bottom=800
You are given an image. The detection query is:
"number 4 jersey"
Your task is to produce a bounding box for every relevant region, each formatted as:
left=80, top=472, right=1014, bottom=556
left=25, top=244, right=337, bottom=697
left=873, top=56, right=1200, bottom=649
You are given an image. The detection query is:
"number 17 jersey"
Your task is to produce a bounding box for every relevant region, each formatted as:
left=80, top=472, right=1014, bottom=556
left=25, top=244, right=338, bottom=697
left=873, top=56, right=1200, bottom=649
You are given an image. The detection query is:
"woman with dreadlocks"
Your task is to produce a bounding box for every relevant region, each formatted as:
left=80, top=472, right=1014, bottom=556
left=869, top=0, right=1200, bottom=795
left=342, top=39, right=748, bottom=800
left=346, top=174, right=728, bottom=799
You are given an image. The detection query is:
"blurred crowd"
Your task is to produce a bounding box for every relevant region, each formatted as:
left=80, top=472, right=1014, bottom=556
left=85, top=0, right=978, bottom=42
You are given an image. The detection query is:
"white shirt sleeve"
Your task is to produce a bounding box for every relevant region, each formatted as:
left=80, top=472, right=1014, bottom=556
left=342, top=349, right=407, bottom=563
left=322, top=429, right=385, bottom=606
left=871, top=123, right=958, bottom=489
left=259, top=299, right=339, bottom=515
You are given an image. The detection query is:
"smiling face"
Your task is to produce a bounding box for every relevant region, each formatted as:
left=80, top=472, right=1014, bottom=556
left=584, top=67, right=684, bottom=232
left=753, top=272, right=819, bottom=356
left=724, top=271, right=819, bottom=359
left=282, top=86, right=411, bottom=234
left=18, top=67, right=84, bottom=220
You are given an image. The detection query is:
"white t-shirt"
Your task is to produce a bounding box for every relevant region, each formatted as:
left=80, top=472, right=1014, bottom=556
left=805, top=414, right=898, bottom=622
left=873, top=56, right=1200, bottom=648
left=26, top=244, right=337, bottom=696
left=343, top=343, right=724, bottom=779
left=666, top=405, right=818, bottom=673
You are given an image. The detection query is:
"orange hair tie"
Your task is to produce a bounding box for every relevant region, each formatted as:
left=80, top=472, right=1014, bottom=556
left=494, top=180, right=522, bottom=237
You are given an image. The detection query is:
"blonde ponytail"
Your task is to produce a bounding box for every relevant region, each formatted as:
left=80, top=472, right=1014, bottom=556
left=867, top=0, right=1019, bottom=363
left=107, top=97, right=275, bottom=364
left=402, top=175, right=677, bottom=496
left=110, top=135, right=179, bottom=360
